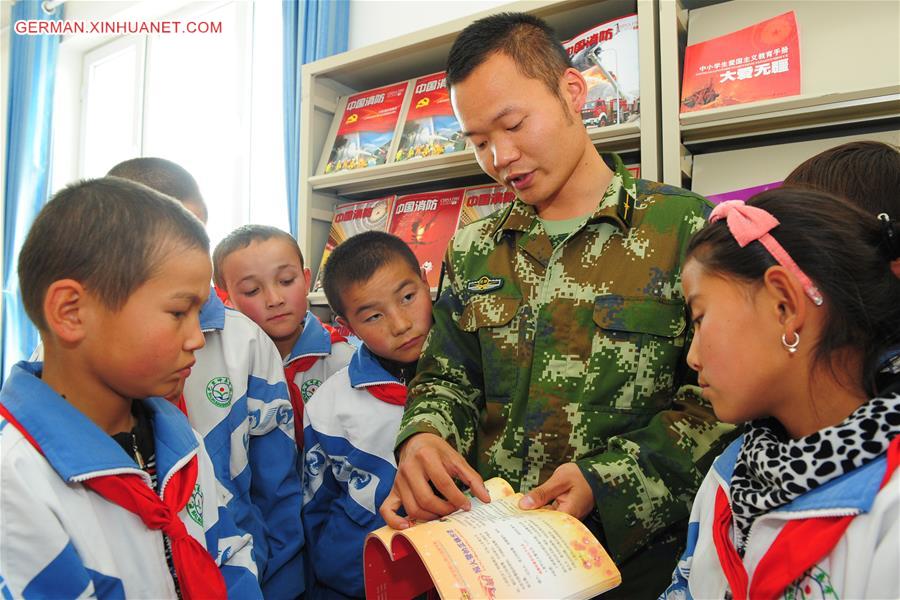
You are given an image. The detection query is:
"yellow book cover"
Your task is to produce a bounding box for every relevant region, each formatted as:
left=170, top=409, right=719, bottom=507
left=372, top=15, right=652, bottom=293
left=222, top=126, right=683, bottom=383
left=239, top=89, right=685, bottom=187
left=364, top=478, right=621, bottom=600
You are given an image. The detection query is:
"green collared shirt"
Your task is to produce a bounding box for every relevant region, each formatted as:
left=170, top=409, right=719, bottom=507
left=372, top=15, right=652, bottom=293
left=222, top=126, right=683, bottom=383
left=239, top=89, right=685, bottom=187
left=398, top=152, right=735, bottom=589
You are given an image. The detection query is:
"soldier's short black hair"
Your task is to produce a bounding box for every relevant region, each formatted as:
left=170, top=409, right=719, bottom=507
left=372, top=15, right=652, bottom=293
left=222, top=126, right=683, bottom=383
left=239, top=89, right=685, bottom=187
left=213, top=224, right=305, bottom=289
left=108, top=157, right=208, bottom=223
left=446, top=12, right=571, bottom=99
left=322, top=231, right=421, bottom=318
left=687, top=188, right=900, bottom=396
left=19, top=177, right=209, bottom=331
left=784, top=140, right=900, bottom=218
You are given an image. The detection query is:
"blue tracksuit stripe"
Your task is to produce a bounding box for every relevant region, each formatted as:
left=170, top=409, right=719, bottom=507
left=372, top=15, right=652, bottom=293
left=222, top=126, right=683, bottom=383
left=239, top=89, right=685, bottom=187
left=22, top=542, right=93, bottom=599
left=247, top=375, right=290, bottom=406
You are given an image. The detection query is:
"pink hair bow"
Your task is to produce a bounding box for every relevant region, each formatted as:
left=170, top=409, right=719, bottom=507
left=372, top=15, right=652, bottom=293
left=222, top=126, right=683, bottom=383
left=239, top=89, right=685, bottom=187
left=710, top=200, right=824, bottom=306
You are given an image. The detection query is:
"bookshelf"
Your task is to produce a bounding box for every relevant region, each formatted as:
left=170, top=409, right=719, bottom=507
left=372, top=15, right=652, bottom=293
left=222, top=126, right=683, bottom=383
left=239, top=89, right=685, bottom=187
left=301, top=0, right=900, bottom=306
left=299, top=0, right=660, bottom=305
left=658, top=0, right=900, bottom=187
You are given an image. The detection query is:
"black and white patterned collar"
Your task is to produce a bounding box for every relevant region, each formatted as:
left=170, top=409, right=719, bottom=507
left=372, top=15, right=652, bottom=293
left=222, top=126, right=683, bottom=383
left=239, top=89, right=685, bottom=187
left=729, top=394, right=900, bottom=555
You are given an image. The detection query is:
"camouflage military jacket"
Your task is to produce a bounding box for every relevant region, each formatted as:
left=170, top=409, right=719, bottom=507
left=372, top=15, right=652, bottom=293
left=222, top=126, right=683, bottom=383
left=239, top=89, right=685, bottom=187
left=397, top=153, right=735, bottom=570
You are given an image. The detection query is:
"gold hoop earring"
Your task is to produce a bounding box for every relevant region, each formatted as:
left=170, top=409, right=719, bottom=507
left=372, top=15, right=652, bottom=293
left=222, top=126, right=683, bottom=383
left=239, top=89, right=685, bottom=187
left=781, top=331, right=800, bottom=354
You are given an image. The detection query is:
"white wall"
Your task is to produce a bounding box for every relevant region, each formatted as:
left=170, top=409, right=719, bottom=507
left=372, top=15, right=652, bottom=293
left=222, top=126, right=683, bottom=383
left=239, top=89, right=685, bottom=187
left=349, top=0, right=510, bottom=51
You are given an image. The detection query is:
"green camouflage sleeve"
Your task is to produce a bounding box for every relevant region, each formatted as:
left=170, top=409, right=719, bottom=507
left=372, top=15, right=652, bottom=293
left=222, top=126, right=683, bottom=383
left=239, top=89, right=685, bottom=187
left=395, top=250, right=484, bottom=460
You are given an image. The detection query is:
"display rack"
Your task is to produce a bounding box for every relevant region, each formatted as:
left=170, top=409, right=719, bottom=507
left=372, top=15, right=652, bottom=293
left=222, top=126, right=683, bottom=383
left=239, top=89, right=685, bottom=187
left=658, top=0, right=900, bottom=186
left=301, top=0, right=900, bottom=307
left=299, top=0, right=661, bottom=305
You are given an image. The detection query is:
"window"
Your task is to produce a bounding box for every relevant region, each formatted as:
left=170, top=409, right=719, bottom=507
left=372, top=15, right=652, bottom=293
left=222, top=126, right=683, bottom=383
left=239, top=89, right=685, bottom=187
left=79, top=1, right=288, bottom=247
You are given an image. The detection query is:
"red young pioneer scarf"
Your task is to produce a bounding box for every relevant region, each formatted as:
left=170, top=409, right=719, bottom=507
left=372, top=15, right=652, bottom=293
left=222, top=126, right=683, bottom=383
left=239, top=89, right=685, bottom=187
left=284, top=326, right=349, bottom=448
left=363, top=383, right=407, bottom=406
left=0, top=402, right=227, bottom=600
left=713, top=436, right=900, bottom=599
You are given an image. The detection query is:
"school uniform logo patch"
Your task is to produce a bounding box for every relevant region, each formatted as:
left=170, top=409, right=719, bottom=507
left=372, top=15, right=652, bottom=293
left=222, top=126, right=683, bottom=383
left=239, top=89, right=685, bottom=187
left=186, top=484, right=203, bottom=526
left=784, top=567, right=837, bottom=599
left=301, top=378, right=322, bottom=402
left=206, top=376, right=233, bottom=408
left=466, top=275, right=503, bottom=293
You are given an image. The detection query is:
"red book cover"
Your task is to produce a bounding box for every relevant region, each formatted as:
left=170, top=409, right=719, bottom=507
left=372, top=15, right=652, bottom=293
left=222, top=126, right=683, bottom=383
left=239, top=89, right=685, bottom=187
left=313, top=196, right=395, bottom=293
left=458, top=184, right=516, bottom=228
left=681, top=11, right=800, bottom=113
left=395, top=72, right=466, bottom=162
left=323, top=82, right=410, bottom=174
left=387, top=188, right=464, bottom=289
left=563, top=14, right=640, bottom=128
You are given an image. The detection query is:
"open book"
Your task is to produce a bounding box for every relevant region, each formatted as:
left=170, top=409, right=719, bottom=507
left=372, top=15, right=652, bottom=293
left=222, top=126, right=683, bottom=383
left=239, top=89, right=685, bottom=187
left=364, top=478, right=621, bottom=600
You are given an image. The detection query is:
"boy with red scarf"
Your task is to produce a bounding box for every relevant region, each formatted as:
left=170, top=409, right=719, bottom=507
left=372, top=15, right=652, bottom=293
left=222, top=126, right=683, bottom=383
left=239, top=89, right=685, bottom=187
left=302, top=232, right=434, bottom=599
left=0, top=178, right=260, bottom=598
left=213, top=224, right=355, bottom=451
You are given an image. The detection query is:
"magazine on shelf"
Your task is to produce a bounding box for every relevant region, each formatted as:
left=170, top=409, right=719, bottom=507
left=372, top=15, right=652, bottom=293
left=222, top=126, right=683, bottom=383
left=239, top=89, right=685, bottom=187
left=364, top=477, right=621, bottom=600
left=563, top=14, right=640, bottom=129
left=681, top=11, right=800, bottom=113
left=312, top=196, right=395, bottom=293
left=387, top=188, right=464, bottom=290
left=458, top=184, right=516, bottom=229
left=394, top=71, right=466, bottom=162
left=317, top=81, right=412, bottom=175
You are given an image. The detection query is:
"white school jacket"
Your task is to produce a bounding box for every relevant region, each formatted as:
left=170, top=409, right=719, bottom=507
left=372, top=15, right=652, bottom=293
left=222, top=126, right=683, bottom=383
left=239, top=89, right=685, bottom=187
left=284, top=311, right=355, bottom=405
left=661, top=432, right=900, bottom=600
left=302, top=343, right=406, bottom=598
left=182, top=291, right=303, bottom=598
left=0, top=361, right=261, bottom=599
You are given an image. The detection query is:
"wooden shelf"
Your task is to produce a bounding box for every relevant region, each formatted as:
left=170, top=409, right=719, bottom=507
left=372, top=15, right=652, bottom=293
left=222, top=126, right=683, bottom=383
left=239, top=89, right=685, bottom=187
left=658, top=0, right=900, bottom=186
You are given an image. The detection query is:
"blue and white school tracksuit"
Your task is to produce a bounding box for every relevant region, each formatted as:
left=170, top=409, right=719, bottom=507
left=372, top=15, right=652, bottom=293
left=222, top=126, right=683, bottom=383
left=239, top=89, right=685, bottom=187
left=302, top=344, right=406, bottom=599
left=661, top=433, right=900, bottom=599
left=0, top=362, right=260, bottom=599
left=284, top=312, right=355, bottom=406
left=183, top=292, right=304, bottom=598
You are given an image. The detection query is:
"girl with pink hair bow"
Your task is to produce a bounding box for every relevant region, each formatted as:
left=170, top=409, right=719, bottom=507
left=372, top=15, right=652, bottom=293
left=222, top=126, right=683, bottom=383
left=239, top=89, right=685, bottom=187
left=660, top=188, right=900, bottom=600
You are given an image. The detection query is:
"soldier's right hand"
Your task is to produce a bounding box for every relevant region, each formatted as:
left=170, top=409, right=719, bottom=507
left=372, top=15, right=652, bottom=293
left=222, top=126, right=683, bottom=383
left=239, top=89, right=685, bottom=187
left=380, top=432, right=490, bottom=529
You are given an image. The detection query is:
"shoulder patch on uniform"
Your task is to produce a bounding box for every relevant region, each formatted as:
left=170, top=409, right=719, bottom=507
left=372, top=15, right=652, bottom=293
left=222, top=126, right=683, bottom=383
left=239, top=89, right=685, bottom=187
left=466, top=275, right=504, bottom=293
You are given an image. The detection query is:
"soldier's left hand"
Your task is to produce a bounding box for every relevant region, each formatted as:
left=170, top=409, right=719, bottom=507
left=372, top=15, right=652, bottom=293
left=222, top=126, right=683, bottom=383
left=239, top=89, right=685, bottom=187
left=517, top=462, right=594, bottom=519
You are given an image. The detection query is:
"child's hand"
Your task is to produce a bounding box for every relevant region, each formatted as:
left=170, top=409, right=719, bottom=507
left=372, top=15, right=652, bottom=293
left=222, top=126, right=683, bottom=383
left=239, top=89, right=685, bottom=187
left=518, top=463, right=594, bottom=519
left=380, top=432, right=489, bottom=529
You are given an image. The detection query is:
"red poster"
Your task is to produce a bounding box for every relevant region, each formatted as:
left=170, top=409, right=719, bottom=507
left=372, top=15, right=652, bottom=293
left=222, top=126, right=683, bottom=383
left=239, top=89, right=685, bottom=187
left=388, top=188, right=464, bottom=289
left=681, top=11, right=800, bottom=113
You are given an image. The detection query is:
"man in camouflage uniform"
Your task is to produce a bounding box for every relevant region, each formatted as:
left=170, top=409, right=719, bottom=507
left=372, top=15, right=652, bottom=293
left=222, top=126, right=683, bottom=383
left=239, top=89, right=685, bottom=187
left=380, top=13, right=736, bottom=597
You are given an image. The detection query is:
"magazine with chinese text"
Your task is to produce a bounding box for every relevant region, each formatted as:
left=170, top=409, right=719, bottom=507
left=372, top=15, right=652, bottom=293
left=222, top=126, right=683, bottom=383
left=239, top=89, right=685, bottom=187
left=312, top=196, right=395, bottom=293
left=395, top=71, right=466, bottom=162
left=563, top=15, right=640, bottom=128
left=364, top=478, right=621, bottom=600
left=318, top=81, right=411, bottom=175
left=681, top=11, right=801, bottom=113
left=387, top=188, right=464, bottom=290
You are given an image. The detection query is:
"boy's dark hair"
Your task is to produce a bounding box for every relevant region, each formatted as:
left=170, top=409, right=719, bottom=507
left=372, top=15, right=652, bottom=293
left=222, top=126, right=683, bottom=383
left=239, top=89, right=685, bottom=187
left=213, top=224, right=305, bottom=289
left=784, top=140, right=900, bottom=217
left=446, top=12, right=571, bottom=99
left=322, top=231, right=421, bottom=318
left=687, top=188, right=900, bottom=396
left=19, top=177, right=209, bottom=331
left=108, top=157, right=208, bottom=222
